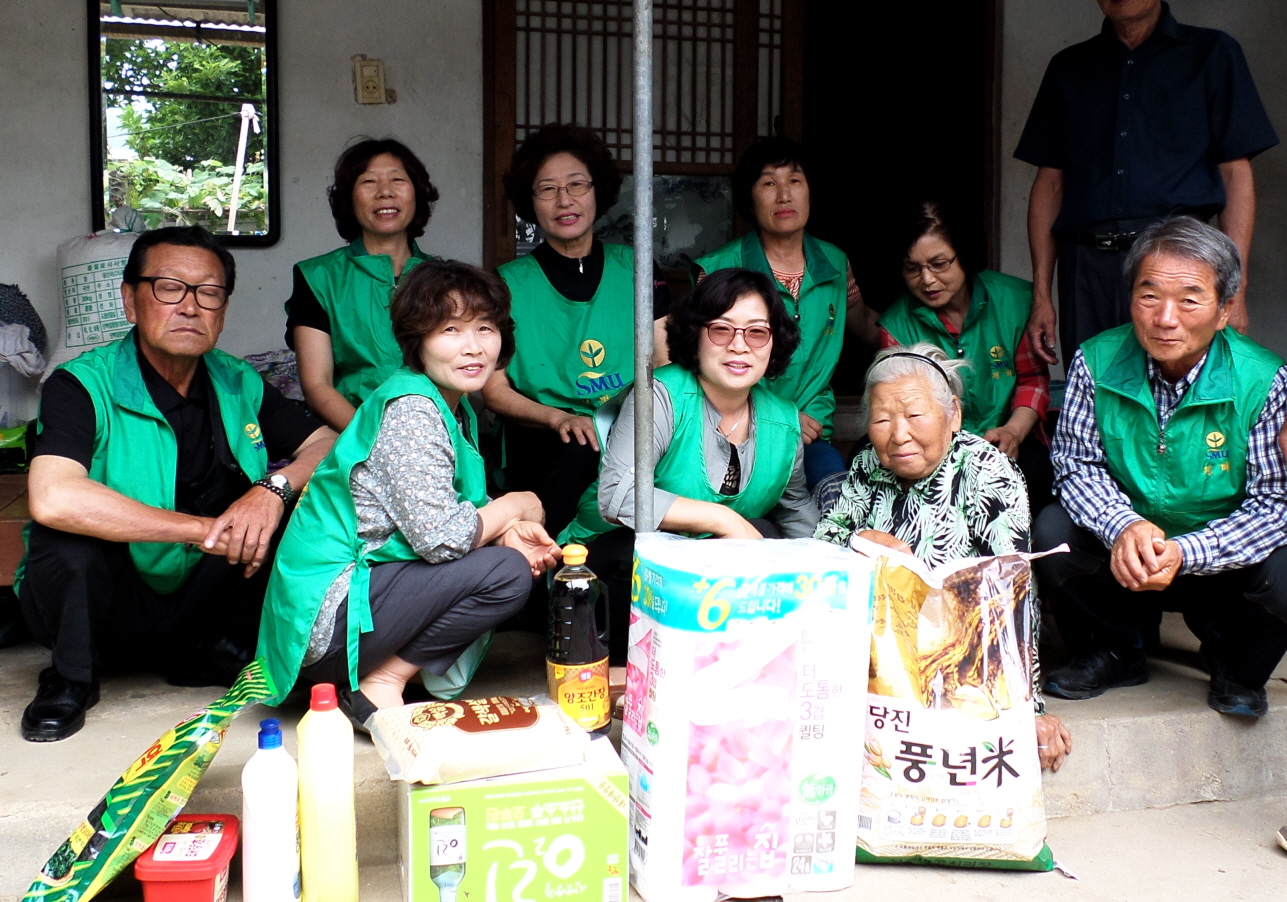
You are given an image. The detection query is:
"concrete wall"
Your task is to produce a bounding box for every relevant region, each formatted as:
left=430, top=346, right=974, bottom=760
left=999, top=0, right=1287, bottom=360
left=0, top=0, right=483, bottom=389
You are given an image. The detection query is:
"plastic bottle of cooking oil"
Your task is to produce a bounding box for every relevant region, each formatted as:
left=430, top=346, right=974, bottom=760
left=546, top=544, right=611, bottom=732
left=297, top=683, right=358, bottom=902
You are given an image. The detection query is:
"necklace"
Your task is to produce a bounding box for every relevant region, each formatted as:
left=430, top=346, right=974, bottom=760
left=717, top=402, right=749, bottom=440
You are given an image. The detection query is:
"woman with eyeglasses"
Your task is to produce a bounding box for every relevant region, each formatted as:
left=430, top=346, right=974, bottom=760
left=694, top=137, right=880, bottom=491
left=559, top=268, right=817, bottom=665
left=483, top=123, right=671, bottom=541
left=286, top=139, right=440, bottom=432
left=874, top=200, right=1052, bottom=508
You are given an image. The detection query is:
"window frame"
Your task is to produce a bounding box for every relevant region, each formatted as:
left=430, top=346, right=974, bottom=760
left=86, top=0, right=281, bottom=247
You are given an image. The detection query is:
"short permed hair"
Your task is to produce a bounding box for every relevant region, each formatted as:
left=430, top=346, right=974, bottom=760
left=503, top=123, right=623, bottom=224
left=666, top=268, right=800, bottom=381
left=731, top=136, right=809, bottom=226
left=122, top=225, right=236, bottom=296
left=1124, top=215, right=1243, bottom=306
left=390, top=260, right=516, bottom=372
left=328, top=138, right=440, bottom=242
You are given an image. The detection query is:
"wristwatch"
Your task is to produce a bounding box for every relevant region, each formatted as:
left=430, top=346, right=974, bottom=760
left=253, top=473, right=294, bottom=504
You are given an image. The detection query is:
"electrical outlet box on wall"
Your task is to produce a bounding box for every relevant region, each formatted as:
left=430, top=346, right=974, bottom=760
left=352, top=54, right=386, bottom=104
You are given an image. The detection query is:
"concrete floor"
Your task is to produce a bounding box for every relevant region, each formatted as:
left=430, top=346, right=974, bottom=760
left=5, top=617, right=1287, bottom=902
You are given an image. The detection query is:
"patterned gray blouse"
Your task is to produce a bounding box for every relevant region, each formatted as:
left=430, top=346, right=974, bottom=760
left=813, top=430, right=1044, bottom=713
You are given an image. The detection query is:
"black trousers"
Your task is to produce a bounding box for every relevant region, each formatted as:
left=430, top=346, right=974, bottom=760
left=1032, top=504, right=1287, bottom=690
left=502, top=420, right=601, bottom=541
left=299, top=546, right=532, bottom=686
left=586, top=520, right=783, bottom=666
left=18, top=521, right=272, bottom=684
left=1055, top=236, right=1136, bottom=364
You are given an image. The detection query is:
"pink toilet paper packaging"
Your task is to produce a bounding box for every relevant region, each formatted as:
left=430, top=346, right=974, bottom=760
left=623, top=534, right=873, bottom=901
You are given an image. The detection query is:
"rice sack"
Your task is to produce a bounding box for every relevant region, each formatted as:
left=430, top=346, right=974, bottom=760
left=24, top=659, right=275, bottom=902
left=852, top=537, right=1056, bottom=870
left=624, top=534, right=873, bottom=901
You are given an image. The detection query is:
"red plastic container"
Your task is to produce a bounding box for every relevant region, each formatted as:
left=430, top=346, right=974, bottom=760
left=134, top=814, right=240, bottom=902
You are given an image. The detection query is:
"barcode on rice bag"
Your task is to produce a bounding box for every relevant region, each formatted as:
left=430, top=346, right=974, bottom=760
left=632, top=836, right=648, bottom=862
left=857, top=815, right=873, bottom=831
left=603, top=877, right=623, bottom=901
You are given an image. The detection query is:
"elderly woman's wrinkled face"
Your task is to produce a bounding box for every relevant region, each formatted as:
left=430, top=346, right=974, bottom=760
left=903, top=233, right=968, bottom=311
left=697, top=291, right=774, bottom=394
left=868, top=374, right=961, bottom=483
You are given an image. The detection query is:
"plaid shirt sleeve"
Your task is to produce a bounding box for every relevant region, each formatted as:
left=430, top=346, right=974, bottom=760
left=1172, top=367, right=1287, bottom=574
left=1009, top=330, right=1051, bottom=422
left=1051, top=351, right=1145, bottom=547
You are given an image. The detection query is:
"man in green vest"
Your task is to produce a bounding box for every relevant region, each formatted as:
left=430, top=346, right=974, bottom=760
left=17, top=227, right=335, bottom=742
left=1033, top=217, right=1287, bottom=718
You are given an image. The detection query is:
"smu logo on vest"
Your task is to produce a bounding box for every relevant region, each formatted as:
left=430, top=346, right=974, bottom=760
left=244, top=422, right=266, bottom=451
left=575, top=337, right=625, bottom=402
left=989, top=345, right=1014, bottom=379
left=1203, top=430, right=1230, bottom=476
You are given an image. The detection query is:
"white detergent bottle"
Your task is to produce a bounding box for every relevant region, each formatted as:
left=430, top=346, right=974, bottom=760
left=242, top=718, right=301, bottom=902
left=298, top=683, right=359, bottom=902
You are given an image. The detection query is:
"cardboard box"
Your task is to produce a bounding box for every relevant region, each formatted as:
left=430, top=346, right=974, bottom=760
left=624, top=535, right=873, bottom=901
left=399, top=737, right=628, bottom=902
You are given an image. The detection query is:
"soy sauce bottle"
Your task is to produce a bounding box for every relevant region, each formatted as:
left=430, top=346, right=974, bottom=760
left=546, top=544, right=611, bottom=732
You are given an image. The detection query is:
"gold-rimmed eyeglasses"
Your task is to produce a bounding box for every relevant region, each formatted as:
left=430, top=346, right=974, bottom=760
left=532, top=180, right=594, bottom=202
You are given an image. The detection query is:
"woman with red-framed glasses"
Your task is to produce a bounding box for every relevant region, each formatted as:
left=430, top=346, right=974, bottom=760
left=558, top=267, right=819, bottom=666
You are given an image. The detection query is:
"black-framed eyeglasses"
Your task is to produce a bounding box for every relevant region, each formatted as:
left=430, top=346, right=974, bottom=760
left=705, top=322, right=773, bottom=349
left=136, top=276, right=230, bottom=310
left=902, top=255, right=958, bottom=278
left=532, top=180, right=594, bottom=202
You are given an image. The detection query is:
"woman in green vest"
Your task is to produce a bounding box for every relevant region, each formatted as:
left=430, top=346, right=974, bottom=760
left=482, top=123, right=671, bottom=540
left=259, top=261, right=560, bottom=722
left=694, top=137, right=880, bottom=490
left=286, top=139, right=440, bottom=431
left=561, top=268, right=818, bottom=664
left=875, top=200, right=1053, bottom=508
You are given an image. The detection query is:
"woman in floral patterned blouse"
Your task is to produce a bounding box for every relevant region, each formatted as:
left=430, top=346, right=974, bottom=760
left=813, top=343, right=1072, bottom=771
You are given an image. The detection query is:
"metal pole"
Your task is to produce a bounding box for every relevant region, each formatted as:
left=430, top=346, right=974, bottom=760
left=632, top=0, right=655, bottom=532
left=226, top=103, right=258, bottom=233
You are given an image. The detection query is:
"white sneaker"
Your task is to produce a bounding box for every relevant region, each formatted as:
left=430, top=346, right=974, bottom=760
left=1276, top=826, right=1287, bottom=853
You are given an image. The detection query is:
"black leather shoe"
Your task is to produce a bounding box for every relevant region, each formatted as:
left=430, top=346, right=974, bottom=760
left=1208, top=677, right=1268, bottom=718
left=337, top=686, right=379, bottom=735
left=1044, top=648, right=1148, bottom=700
left=21, top=667, right=100, bottom=742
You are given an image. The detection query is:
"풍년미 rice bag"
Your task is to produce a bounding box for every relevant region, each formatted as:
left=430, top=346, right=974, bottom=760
left=623, top=534, right=873, bottom=901
left=852, top=537, right=1059, bottom=870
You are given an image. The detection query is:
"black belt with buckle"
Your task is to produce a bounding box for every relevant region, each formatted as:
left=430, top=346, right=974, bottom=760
left=1080, top=230, right=1140, bottom=252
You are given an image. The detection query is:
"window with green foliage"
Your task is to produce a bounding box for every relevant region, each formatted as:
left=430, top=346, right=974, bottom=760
left=90, top=1, right=278, bottom=246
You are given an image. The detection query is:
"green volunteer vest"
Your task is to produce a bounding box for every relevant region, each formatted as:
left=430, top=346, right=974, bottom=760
left=878, top=270, right=1033, bottom=435
left=694, top=232, right=848, bottom=438
left=1083, top=325, right=1283, bottom=538
left=257, top=367, right=488, bottom=704
left=558, top=364, right=801, bottom=545
left=294, top=239, right=431, bottom=406
left=499, top=242, right=637, bottom=417
left=29, top=332, right=269, bottom=595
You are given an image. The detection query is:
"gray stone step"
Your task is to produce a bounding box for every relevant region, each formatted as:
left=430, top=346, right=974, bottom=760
left=4, top=618, right=1287, bottom=898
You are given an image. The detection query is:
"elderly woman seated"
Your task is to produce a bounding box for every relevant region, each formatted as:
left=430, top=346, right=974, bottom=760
left=814, top=343, right=1071, bottom=771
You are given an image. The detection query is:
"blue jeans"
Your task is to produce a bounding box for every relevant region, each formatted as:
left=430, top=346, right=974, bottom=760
left=803, top=440, right=847, bottom=492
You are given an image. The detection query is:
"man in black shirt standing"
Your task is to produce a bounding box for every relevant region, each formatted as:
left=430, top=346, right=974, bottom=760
left=1015, top=0, right=1277, bottom=365
left=18, top=226, right=336, bottom=741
